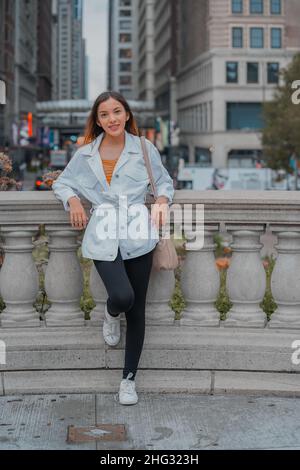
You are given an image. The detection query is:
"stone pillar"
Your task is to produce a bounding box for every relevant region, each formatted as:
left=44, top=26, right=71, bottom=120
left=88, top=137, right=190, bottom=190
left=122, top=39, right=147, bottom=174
left=224, top=228, right=267, bottom=327
left=145, top=269, right=176, bottom=325
left=89, top=260, right=175, bottom=328
left=180, top=227, right=220, bottom=326
left=269, top=230, right=300, bottom=329
left=44, top=226, right=84, bottom=326
left=88, top=261, right=111, bottom=326
left=0, top=226, right=40, bottom=327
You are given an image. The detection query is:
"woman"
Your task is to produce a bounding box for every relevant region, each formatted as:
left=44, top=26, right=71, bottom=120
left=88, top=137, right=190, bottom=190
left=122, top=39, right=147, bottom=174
left=52, top=91, right=175, bottom=405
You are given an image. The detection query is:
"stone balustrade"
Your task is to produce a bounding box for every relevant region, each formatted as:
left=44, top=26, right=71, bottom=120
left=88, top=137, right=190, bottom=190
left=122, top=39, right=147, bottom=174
left=0, top=190, right=300, bottom=331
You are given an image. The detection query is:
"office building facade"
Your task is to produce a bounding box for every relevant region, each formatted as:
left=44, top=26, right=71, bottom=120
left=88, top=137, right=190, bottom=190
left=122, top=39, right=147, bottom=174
left=37, top=0, right=53, bottom=101
left=177, top=0, right=300, bottom=167
left=108, top=0, right=136, bottom=100
left=0, top=0, right=15, bottom=146
left=57, top=0, right=86, bottom=100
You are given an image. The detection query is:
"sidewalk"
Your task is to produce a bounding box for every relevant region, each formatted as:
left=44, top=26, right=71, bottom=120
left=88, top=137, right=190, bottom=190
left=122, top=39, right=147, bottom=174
left=0, top=392, right=300, bottom=450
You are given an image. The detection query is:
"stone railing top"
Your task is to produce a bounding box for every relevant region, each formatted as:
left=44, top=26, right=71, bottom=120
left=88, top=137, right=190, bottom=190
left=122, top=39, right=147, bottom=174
left=0, top=190, right=300, bottom=226
left=172, top=190, right=300, bottom=226
left=173, top=190, right=300, bottom=205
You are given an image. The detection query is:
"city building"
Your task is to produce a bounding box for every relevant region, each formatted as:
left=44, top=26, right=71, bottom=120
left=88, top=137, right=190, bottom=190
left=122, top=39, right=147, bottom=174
left=82, top=38, right=89, bottom=100
left=72, top=0, right=85, bottom=99
left=177, top=0, right=300, bottom=167
left=0, top=0, right=15, bottom=147
left=136, top=0, right=155, bottom=102
left=153, top=0, right=179, bottom=124
left=37, top=0, right=53, bottom=101
left=108, top=0, right=136, bottom=100
left=56, top=0, right=86, bottom=100
left=51, top=0, right=59, bottom=100
left=152, top=0, right=180, bottom=170
left=12, top=0, right=38, bottom=146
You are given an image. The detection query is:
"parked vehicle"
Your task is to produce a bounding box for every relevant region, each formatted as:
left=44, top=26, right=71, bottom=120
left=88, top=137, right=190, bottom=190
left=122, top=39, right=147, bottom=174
left=176, top=159, right=292, bottom=190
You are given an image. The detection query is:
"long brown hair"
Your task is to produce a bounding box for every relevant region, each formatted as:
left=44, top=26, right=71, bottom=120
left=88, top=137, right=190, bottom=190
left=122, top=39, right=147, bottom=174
left=83, top=91, right=140, bottom=144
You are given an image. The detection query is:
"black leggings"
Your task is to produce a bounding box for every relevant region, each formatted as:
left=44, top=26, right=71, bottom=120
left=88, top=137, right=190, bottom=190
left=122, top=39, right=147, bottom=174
left=93, top=247, right=154, bottom=381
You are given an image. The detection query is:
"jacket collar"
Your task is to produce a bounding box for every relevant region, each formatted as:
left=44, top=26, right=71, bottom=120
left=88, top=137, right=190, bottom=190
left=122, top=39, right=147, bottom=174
left=82, top=130, right=141, bottom=191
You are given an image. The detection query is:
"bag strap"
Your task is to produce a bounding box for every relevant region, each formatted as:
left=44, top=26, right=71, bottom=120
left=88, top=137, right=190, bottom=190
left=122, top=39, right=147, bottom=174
left=140, top=136, right=158, bottom=200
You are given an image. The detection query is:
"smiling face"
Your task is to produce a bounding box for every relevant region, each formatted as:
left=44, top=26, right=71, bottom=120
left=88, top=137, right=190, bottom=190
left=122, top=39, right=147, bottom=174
left=96, top=97, right=130, bottom=137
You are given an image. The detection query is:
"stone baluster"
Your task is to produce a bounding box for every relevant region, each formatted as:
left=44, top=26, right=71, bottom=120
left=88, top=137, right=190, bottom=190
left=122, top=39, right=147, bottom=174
left=88, top=261, right=111, bottom=326
left=145, top=269, right=176, bottom=325
left=88, top=259, right=176, bottom=327
left=88, top=260, right=176, bottom=327
left=44, top=226, right=85, bottom=326
left=0, top=226, right=40, bottom=327
left=180, top=227, right=220, bottom=326
left=269, top=230, right=300, bottom=329
left=224, top=228, right=267, bottom=327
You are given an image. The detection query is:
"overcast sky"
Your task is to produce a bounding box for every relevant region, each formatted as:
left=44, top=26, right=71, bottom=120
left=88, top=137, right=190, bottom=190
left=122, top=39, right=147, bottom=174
left=83, top=0, right=108, bottom=101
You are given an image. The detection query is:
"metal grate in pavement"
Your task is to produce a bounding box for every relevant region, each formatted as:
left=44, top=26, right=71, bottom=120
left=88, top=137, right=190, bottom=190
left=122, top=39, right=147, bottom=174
left=67, top=424, right=127, bottom=443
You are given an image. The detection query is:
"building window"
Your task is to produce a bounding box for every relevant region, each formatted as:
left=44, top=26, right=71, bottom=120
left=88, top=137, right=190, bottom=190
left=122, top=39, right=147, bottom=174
left=119, top=9, right=131, bottom=16
left=270, top=0, right=281, bottom=14
left=119, top=62, right=131, bottom=72
left=232, top=0, right=243, bottom=13
left=119, top=20, right=131, bottom=29
left=267, top=62, right=279, bottom=83
left=227, top=102, right=263, bottom=130
left=120, top=0, right=131, bottom=5
left=226, top=62, right=239, bottom=83
left=119, top=76, right=132, bottom=85
left=247, top=62, right=259, bottom=83
left=120, top=89, right=132, bottom=101
left=250, top=0, right=264, bottom=14
left=119, top=48, right=132, bottom=58
left=271, top=28, right=282, bottom=48
left=228, top=149, right=263, bottom=168
left=250, top=27, right=264, bottom=48
left=232, top=27, right=243, bottom=47
left=119, top=33, right=131, bottom=43
left=195, top=148, right=212, bottom=167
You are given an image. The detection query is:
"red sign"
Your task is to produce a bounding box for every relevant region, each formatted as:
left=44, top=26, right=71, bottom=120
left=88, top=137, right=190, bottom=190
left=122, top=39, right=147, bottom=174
left=28, top=112, right=33, bottom=137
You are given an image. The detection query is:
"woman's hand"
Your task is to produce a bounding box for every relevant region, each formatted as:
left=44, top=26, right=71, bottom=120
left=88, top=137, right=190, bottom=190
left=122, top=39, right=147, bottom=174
left=150, top=196, right=169, bottom=230
left=68, top=197, right=89, bottom=230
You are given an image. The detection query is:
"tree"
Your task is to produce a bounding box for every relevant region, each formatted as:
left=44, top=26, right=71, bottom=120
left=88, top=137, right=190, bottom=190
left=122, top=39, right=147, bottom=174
left=262, top=53, right=300, bottom=171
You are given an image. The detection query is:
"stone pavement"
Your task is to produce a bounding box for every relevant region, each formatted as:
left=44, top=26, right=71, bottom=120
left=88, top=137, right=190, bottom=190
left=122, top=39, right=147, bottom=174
left=0, top=392, right=300, bottom=450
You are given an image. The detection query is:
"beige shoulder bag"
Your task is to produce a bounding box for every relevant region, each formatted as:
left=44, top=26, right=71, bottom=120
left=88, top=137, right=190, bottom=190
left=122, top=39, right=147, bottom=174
left=140, top=136, right=179, bottom=271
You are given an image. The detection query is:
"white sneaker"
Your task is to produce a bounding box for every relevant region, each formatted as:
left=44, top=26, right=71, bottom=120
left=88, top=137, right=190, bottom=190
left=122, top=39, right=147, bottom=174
left=119, top=372, right=138, bottom=405
left=103, top=303, right=121, bottom=346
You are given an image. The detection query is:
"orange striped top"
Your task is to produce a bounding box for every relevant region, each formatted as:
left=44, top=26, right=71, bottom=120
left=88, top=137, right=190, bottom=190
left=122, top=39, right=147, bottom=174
left=101, top=158, right=119, bottom=185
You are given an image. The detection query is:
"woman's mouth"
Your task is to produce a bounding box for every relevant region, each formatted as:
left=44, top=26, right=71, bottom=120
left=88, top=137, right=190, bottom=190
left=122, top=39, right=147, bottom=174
left=109, top=125, right=120, bottom=131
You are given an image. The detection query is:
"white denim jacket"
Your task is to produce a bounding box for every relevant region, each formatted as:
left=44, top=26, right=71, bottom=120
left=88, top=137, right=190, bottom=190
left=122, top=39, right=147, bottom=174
left=52, top=130, right=175, bottom=261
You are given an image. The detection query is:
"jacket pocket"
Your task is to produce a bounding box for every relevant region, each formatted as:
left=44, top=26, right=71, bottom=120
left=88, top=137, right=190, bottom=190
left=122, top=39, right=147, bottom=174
left=77, top=173, right=99, bottom=188
left=126, top=167, right=149, bottom=182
